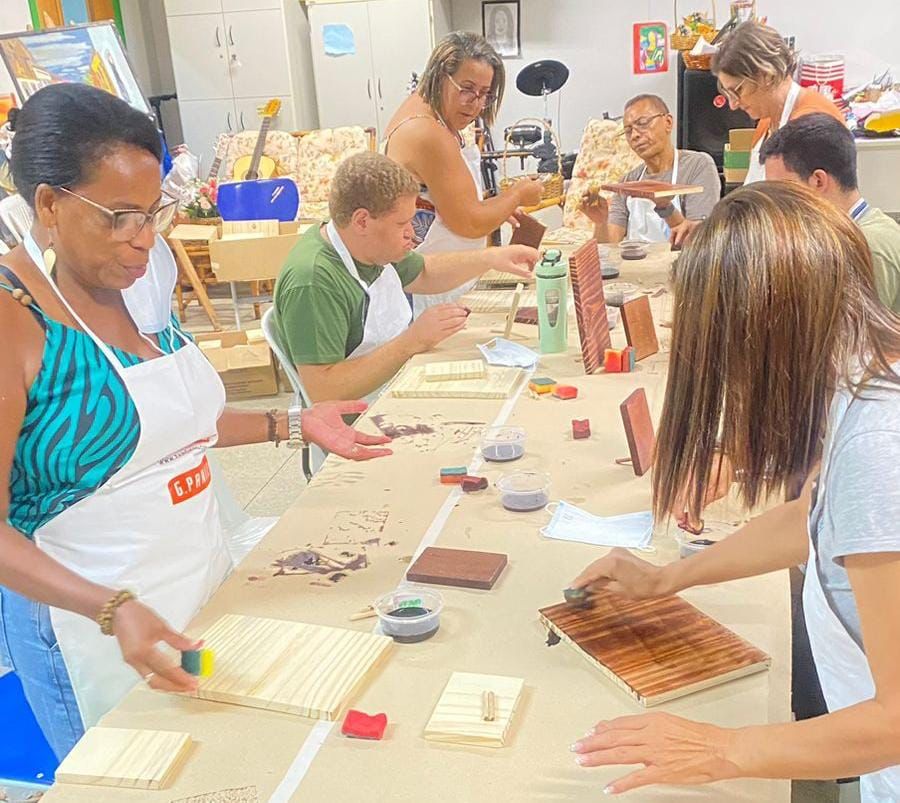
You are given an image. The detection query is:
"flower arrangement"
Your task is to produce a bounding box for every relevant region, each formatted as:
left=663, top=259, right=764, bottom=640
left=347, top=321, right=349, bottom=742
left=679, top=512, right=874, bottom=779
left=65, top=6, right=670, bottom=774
left=182, top=178, right=220, bottom=219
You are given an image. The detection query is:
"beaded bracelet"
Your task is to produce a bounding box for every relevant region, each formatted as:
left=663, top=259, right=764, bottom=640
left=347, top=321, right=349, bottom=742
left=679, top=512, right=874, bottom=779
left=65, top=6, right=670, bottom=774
left=97, top=589, right=136, bottom=636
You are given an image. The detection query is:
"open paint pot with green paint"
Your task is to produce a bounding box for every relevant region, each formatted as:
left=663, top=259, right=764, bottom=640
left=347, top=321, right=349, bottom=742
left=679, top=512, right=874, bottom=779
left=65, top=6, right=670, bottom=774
left=374, top=587, right=443, bottom=643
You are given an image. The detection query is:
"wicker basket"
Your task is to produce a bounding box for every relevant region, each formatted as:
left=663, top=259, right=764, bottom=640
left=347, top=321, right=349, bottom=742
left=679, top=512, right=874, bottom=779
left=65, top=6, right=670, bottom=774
left=683, top=52, right=714, bottom=71
left=498, top=117, right=564, bottom=202
left=670, top=3, right=717, bottom=51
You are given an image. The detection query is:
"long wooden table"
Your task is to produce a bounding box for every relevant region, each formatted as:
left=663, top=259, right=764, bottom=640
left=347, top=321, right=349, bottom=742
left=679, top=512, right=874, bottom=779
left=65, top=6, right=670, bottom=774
left=43, top=244, right=790, bottom=802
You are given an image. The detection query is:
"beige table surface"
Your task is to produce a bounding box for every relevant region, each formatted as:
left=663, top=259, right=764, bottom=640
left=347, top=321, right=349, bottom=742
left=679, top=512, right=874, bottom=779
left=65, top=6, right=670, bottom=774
left=44, top=245, right=790, bottom=802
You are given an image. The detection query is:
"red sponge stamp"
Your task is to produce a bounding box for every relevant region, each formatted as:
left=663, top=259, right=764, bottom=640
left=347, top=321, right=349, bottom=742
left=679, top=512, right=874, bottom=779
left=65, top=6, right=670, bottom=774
left=553, top=385, right=578, bottom=400
left=572, top=419, right=591, bottom=440
left=341, top=710, right=388, bottom=740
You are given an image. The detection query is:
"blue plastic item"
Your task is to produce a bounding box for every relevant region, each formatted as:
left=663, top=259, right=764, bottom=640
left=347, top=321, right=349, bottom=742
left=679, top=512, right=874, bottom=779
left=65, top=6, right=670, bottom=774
left=0, top=672, right=57, bottom=788
left=217, top=178, right=300, bottom=222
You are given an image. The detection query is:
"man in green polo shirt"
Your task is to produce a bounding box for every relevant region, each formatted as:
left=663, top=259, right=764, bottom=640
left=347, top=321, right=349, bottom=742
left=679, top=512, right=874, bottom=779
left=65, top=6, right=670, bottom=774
left=761, top=114, right=900, bottom=315
left=273, top=152, right=538, bottom=402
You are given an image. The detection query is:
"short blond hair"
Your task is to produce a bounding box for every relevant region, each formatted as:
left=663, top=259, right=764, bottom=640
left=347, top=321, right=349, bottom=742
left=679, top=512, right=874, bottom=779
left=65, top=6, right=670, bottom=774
left=328, top=152, right=419, bottom=226
left=712, top=21, right=797, bottom=86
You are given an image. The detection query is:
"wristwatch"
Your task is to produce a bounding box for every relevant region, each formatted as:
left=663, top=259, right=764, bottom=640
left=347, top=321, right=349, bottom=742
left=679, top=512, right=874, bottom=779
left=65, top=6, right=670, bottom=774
left=286, top=405, right=306, bottom=450
left=656, top=202, right=677, bottom=219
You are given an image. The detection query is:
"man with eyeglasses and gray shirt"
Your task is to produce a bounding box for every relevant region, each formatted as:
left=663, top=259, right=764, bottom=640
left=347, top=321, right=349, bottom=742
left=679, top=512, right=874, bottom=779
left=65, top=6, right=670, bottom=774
left=580, top=94, right=721, bottom=244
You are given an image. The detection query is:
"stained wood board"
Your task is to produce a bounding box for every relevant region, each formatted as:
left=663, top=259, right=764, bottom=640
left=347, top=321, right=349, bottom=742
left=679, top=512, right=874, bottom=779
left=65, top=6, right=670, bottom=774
left=539, top=590, right=770, bottom=707
left=620, top=388, right=655, bottom=476
left=509, top=211, right=547, bottom=250
left=390, top=365, right=523, bottom=399
left=55, top=727, right=192, bottom=790
left=424, top=672, right=524, bottom=748
left=569, top=240, right=611, bottom=374
left=600, top=180, right=705, bottom=199
left=424, top=360, right=486, bottom=382
left=406, top=546, right=508, bottom=590
left=621, top=295, right=659, bottom=360
left=191, top=614, right=392, bottom=720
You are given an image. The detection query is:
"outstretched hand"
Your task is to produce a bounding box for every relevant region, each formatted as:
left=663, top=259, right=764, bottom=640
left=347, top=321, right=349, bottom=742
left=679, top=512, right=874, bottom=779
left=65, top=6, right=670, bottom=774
left=301, top=401, right=393, bottom=461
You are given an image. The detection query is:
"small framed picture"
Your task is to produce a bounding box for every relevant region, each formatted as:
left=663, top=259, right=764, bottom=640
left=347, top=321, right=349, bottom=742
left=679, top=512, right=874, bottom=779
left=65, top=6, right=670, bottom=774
left=482, top=1, right=520, bottom=59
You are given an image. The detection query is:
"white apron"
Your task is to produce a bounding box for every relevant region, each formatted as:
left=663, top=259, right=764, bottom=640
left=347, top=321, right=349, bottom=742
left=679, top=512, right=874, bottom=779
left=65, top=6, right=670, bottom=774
left=23, top=234, right=232, bottom=728
left=412, top=139, right=485, bottom=317
left=626, top=150, right=682, bottom=243
left=803, top=395, right=900, bottom=802
left=325, top=221, right=412, bottom=402
left=745, top=80, right=801, bottom=185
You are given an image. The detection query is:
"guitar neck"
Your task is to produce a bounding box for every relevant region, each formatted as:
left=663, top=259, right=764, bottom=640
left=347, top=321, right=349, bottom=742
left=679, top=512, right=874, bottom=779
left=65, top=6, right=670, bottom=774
left=206, top=155, right=223, bottom=182
left=247, top=117, right=273, bottom=179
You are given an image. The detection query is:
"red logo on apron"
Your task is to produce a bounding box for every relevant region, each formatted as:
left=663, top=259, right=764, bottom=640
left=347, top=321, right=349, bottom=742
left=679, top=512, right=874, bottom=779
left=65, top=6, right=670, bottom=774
left=168, top=455, right=212, bottom=505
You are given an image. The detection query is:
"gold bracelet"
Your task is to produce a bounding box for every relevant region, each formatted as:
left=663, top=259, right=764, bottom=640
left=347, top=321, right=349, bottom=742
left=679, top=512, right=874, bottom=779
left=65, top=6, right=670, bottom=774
left=97, top=589, right=136, bottom=636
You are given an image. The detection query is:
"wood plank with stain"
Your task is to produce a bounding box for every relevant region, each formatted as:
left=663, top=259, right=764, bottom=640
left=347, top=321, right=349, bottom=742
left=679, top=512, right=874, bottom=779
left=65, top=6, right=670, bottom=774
left=538, top=590, right=770, bottom=706
left=619, top=388, right=655, bottom=476
left=55, top=728, right=192, bottom=790
left=509, top=211, right=547, bottom=250
left=600, top=180, right=705, bottom=199
left=621, top=295, right=659, bottom=361
left=569, top=240, right=611, bottom=374
left=406, top=546, right=508, bottom=590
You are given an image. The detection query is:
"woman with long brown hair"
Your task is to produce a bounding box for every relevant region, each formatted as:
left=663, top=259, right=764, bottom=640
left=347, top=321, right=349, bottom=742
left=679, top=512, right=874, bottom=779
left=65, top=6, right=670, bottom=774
left=383, top=31, right=542, bottom=315
left=569, top=182, right=900, bottom=800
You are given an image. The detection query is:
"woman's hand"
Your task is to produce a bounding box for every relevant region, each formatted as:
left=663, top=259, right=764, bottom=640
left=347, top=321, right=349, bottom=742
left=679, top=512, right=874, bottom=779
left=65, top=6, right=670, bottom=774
left=301, top=401, right=393, bottom=460
left=569, top=548, right=672, bottom=600
left=579, top=188, right=610, bottom=225
left=571, top=713, right=742, bottom=795
left=515, top=178, right=544, bottom=208
left=112, top=599, right=200, bottom=693
left=669, top=452, right=735, bottom=533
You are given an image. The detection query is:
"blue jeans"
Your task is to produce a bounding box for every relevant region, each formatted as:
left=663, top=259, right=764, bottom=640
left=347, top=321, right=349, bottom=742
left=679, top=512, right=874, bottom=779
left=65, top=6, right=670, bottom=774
left=0, top=586, right=84, bottom=760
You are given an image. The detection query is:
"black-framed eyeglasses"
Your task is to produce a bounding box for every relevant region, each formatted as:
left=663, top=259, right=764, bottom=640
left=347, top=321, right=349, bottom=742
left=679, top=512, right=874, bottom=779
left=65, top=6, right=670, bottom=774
left=446, top=72, right=496, bottom=107
left=623, top=113, right=668, bottom=138
left=58, top=187, right=178, bottom=242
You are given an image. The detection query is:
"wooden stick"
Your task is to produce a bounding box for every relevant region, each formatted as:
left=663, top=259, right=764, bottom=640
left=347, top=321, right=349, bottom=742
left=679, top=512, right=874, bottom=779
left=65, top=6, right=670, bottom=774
left=168, top=238, right=222, bottom=331
left=348, top=606, right=378, bottom=622
left=503, top=284, right=524, bottom=339
left=482, top=690, right=497, bottom=722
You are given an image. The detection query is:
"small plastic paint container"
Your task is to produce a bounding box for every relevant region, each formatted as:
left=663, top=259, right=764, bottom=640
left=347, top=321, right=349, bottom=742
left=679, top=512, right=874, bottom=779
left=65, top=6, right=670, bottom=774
left=619, top=240, right=649, bottom=261
left=374, top=587, right=443, bottom=643
left=481, top=426, right=526, bottom=462
left=497, top=471, right=551, bottom=512
left=604, top=282, right=639, bottom=307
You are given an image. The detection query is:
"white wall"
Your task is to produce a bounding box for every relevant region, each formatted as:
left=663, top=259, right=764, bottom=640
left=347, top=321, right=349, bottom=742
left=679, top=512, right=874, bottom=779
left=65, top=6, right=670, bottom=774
left=449, top=0, right=900, bottom=152
left=0, top=1, right=31, bottom=35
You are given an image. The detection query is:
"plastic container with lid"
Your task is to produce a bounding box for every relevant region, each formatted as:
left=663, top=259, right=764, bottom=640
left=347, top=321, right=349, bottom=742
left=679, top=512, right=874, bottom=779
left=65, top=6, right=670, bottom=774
left=619, top=240, right=650, bottom=261
left=497, top=471, right=551, bottom=512
left=481, top=426, right=526, bottom=462
left=374, top=586, right=443, bottom=643
left=603, top=282, right=639, bottom=307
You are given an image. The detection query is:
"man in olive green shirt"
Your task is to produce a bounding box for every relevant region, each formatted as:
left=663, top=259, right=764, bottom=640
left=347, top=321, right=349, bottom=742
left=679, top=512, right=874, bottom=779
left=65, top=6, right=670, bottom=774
left=762, top=114, right=900, bottom=314
left=273, top=153, right=538, bottom=402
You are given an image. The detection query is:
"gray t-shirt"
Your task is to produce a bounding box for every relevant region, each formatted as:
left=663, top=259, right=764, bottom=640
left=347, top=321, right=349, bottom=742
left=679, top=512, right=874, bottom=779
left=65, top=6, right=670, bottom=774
left=809, top=368, right=900, bottom=649
left=608, top=149, right=721, bottom=230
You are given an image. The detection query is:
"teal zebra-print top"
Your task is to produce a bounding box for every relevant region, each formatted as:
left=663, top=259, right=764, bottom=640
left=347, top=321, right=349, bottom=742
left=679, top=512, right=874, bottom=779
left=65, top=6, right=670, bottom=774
left=1, top=265, right=188, bottom=537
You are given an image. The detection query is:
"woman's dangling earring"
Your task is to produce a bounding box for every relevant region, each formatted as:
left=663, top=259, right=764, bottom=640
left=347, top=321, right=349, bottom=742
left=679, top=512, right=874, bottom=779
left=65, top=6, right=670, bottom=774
left=42, top=242, right=57, bottom=275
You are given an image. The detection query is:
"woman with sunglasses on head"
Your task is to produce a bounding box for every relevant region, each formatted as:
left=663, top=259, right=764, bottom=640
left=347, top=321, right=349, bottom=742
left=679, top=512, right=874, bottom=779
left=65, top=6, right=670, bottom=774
left=568, top=183, right=900, bottom=800
left=383, top=31, right=542, bottom=316
left=0, top=83, right=392, bottom=760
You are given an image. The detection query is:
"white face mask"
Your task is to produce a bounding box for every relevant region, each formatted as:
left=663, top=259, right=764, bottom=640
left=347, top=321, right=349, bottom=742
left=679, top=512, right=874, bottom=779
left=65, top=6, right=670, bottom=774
left=541, top=501, right=654, bottom=550
left=477, top=337, right=539, bottom=369
left=121, top=234, right=178, bottom=334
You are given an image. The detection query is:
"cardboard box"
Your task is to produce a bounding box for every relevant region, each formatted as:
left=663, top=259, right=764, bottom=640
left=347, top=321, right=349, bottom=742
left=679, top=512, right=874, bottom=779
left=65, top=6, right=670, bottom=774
left=728, top=128, right=756, bottom=152
left=724, top=144, right=751, bottom=169
left=207, top=221, right=315, bottom=282
left=724, top=166, right=749, bottom=184
left=195, top=329, right=279, bottom=400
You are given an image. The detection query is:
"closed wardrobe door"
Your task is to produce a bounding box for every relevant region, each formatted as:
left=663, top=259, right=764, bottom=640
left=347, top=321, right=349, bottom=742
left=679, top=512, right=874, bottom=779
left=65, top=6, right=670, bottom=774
left=167, top=13, right=234, bottom=100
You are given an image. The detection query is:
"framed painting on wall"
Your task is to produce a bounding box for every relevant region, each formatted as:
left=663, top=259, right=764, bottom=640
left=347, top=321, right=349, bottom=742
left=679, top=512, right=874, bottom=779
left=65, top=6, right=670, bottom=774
left=633, top=21, right=669, bottom=75
left=483, top=1, right=520, bottom=59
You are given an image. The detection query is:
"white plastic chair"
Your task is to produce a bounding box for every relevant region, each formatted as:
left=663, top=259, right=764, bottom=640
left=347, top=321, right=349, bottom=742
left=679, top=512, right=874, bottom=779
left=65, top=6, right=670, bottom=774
left=261, top=306, right=326, bottom=478
left=0, top=194, right=33, bottom=243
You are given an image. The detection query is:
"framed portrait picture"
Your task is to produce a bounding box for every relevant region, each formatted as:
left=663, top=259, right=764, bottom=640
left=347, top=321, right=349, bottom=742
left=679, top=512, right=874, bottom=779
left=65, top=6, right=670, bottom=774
left=483, top=1, right=520, bottom=59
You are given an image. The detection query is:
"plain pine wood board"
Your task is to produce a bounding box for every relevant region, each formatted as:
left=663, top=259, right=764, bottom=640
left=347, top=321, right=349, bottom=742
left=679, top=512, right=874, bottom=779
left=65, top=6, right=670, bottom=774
left=538, top=591, right=771, bottom=707
left=406, top=546, right=508, bottom=590
left=192, top=614, right=392, bottom=720
left=390, top=364, right=524, bottom=399
left=461, top=288, right=538, bottom=313
left=509, top=211, right=547, bottom=249
left=424, top=360, right=487, bottom=382
left=424, top=672, right=524, bottom=748
left=55, top=727, right=192, bottom=790
left=569, top=240, right=611, bottom=374
left=621, top=295, right=659, bottom=360
left=619, top=388, right=655, bottom=476
left=600, top=180, right=705, bottom=199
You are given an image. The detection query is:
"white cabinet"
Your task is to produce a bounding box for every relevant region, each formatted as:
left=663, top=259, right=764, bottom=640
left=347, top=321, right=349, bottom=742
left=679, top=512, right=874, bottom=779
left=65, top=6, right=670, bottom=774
left=308, top=0, right=449, bottom=136
left=164, top=0, right=318, bottom=164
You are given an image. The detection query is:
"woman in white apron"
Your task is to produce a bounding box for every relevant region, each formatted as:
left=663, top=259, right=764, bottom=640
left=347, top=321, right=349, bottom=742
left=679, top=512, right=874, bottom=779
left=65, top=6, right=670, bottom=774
left=382, top=31, right=543, bottom=316
left=0, top=84, right=391, bottom=760
left=567, top=182, right=900, bottom=800
left=710, top=20, right=844, bottom=185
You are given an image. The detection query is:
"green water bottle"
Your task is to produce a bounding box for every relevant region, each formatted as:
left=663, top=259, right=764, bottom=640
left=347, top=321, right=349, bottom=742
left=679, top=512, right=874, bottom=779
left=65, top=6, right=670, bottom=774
left=536, top=248, right=568, bottom=353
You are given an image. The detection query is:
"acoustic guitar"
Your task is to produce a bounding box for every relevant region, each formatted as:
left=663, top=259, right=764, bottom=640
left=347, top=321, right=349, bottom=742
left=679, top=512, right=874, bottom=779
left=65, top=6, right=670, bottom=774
left=231, top=99, right=280, bottom=181
left=207, top=133, right=232, bottom=182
